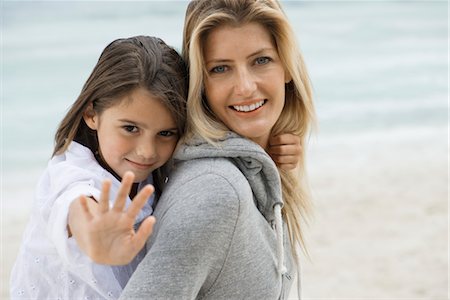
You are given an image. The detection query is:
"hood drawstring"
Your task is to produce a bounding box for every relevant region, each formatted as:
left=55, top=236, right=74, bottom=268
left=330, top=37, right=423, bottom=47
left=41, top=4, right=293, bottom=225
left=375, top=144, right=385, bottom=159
left=273, top=203, right=287, bottom=276
left=297, top=261, right=302, bottom=299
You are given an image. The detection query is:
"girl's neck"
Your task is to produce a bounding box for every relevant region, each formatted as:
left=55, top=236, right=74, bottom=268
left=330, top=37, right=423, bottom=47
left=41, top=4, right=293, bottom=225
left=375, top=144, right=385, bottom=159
left=129, top=183, right=139, bottom=199
left=94, top=149, right=139, bottom=199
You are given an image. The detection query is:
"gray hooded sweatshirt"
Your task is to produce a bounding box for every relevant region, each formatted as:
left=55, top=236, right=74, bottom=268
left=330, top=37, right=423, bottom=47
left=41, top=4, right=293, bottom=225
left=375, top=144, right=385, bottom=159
left=120, top=133, right=296, bottom=300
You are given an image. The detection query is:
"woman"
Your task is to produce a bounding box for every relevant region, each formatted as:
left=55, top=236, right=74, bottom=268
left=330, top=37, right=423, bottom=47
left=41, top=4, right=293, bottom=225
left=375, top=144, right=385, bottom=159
left=119, top=0, right=315, bottom=298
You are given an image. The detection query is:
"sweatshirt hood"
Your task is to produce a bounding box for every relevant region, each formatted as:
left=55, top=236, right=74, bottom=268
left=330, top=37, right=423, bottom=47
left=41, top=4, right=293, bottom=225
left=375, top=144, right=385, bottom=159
left=173, top=132, right=288, bottom=276
left=173, top=132, right=283, bottom=224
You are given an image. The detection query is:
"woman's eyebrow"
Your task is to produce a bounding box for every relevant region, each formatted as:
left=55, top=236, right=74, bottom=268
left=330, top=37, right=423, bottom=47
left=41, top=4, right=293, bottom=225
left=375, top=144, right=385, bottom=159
left=206, top=47, right=276, bottom=64
left=246, top=47, right=276, bottom=59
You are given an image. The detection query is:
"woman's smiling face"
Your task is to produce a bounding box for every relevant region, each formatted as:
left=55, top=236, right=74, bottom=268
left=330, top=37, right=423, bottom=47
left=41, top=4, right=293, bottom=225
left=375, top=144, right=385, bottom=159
left=203, top=22, right=289, bottom=149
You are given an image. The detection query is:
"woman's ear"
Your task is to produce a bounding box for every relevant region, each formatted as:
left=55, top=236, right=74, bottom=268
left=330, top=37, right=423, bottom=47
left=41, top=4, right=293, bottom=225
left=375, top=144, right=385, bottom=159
left=83, top=103, right=98, bottom=130
left=284, top=69, right=292, bottom=84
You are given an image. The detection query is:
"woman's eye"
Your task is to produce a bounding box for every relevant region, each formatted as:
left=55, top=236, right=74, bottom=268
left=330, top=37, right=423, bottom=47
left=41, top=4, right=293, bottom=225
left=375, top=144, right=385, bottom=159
left=211, top=65, right=227, bottom=73
left=255, top=57, right=270, bottom=65
left=123, top=125, right=138, bottom=133
left=159, top=130, right=177, bottom=137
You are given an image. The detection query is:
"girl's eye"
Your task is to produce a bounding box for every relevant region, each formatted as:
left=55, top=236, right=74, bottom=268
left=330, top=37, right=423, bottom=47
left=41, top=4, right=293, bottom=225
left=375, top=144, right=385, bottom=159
left=159, top=130, right=178, bottom=137
left=255, top=56, right=271, bottom=65
left=123, top=125, right=138, bottom=133
left=210, top=65, right=227, bottom=73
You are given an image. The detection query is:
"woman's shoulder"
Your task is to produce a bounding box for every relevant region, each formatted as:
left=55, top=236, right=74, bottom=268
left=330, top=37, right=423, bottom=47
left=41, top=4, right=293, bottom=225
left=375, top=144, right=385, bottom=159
left=156, top=157, right=251, bottom=218
left=171, top=157, right=250, bottom=194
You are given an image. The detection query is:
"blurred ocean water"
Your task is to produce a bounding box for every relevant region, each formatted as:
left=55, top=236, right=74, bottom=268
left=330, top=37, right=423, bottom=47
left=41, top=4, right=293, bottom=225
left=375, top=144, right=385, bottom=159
left=2, top=1, right=448, bottom=206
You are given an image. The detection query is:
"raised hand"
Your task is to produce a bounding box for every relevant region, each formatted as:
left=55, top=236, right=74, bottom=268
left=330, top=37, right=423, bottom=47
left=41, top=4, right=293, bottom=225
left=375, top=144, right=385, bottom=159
left=268, top=133, right=302, bottom=171
left=68, top=171, right=156, bottom=265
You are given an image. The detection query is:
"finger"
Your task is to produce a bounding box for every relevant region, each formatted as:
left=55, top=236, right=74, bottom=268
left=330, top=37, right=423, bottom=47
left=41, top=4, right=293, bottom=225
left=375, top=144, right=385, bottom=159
left=277, top=163, right=297, bottom=171
left=270, top=154, right=298, bottom=165
left=127, top=185, right=154, bottom=218
left=269, top=133, right=300, bottom=146
left=113, top=171, right=135, bottom=212
left=269, top=144, right=301, bottom=156
left=99, top=179, right=112, bottom=213
left=134, top=216, right=156, bottom=248
left=78, top=195, right=94, bottom=221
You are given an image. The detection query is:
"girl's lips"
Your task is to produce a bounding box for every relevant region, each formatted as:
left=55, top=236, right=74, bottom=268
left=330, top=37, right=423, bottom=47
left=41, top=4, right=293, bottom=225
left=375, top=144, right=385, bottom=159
left=126, top=159, right=155, bottom=170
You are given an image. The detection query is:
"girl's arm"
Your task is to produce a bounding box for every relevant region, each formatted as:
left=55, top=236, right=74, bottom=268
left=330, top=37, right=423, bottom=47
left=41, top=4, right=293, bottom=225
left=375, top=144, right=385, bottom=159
left=68, top=172, right=156, bottom=265
left=268, top=133, right=302, bottom=171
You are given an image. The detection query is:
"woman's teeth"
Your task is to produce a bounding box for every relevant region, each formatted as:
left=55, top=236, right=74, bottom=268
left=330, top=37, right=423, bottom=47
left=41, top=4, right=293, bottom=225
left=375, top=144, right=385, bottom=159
left=232, top=100, right=265, bottom=112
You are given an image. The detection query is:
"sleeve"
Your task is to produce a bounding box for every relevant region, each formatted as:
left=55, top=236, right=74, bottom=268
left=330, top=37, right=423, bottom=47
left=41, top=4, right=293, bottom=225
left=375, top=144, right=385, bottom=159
left=47, top=181, right=100, bottom=264
left=45, top=181, right=124, bottom=299
left=120, top=174, right=241, bottom=299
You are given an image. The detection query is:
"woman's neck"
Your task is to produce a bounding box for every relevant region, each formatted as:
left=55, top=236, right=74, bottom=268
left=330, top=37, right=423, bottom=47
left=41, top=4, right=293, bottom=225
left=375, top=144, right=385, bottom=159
left=249, top=135, right=269, bottom=151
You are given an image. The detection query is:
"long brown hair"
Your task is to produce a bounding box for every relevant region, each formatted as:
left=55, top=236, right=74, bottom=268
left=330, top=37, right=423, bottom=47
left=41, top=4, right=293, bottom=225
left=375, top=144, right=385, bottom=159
left=182, top=0, right=315, bottom=257
left=53, top=36, right=188, bottom=190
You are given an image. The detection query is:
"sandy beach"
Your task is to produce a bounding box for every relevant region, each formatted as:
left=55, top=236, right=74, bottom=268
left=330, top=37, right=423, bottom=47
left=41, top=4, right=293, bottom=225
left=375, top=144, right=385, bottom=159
left=298, top=126, right=448, bottom=299
left=2, top=125, right=447, bottom=299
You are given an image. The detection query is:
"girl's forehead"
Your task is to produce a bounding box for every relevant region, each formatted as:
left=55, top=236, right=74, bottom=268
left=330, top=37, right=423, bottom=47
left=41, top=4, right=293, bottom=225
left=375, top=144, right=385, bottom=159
left=100, top=94, right=176, bottom=126
left=111, top=88, right=155, bottom=106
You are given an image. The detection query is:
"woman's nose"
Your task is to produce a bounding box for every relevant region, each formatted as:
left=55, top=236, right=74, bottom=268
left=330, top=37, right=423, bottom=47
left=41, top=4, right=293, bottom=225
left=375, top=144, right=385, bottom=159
left=234, top=67, right=257, bottom=97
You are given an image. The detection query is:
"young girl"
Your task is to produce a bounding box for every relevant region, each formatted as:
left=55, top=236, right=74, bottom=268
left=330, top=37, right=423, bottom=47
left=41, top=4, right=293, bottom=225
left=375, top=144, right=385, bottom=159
left=10, top=35, right=188, bottom=299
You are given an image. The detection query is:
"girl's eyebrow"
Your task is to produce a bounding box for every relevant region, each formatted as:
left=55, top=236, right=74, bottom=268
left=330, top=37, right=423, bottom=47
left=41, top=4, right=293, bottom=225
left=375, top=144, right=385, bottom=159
left=118, top=118, right=139, bottom=124
left=118, top=119, right=178, bottom=131
left=161, top=127, right=179, bottom=132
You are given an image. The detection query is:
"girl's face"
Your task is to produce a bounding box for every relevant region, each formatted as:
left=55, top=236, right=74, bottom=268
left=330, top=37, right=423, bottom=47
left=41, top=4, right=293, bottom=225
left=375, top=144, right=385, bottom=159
left=203, top=22, right=289, bottom=149
left=84, top=87, right=179, bottom=182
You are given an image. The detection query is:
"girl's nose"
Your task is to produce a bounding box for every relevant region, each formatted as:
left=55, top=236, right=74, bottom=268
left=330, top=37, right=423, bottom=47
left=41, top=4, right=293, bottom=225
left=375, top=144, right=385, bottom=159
left=234, top=67, right=257, bottom=97
left=136, top=139, right=157, bottom=160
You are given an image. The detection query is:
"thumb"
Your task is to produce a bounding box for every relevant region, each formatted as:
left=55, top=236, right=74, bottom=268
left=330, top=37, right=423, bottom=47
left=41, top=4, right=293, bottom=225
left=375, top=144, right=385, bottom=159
left=134, top=216, right=156, bottom=247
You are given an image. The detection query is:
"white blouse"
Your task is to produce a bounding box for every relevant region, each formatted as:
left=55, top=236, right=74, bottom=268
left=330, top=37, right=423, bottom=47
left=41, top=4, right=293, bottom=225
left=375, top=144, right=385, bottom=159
left=10, top=142, right=154, bottom=299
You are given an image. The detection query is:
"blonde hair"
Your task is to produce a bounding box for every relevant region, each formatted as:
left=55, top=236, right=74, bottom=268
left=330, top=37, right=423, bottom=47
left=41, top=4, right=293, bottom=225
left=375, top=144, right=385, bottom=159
left=182, top=0, right=315, bottom=256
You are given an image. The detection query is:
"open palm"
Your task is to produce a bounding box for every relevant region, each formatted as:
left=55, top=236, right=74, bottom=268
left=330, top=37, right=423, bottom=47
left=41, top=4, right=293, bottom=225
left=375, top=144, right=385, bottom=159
left=69, top=172, right=156, bottom=265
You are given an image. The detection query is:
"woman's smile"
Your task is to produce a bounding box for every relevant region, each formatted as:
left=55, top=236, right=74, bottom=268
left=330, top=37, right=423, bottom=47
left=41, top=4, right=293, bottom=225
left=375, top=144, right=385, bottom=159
left=230, top=99, right=267, bottom=113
